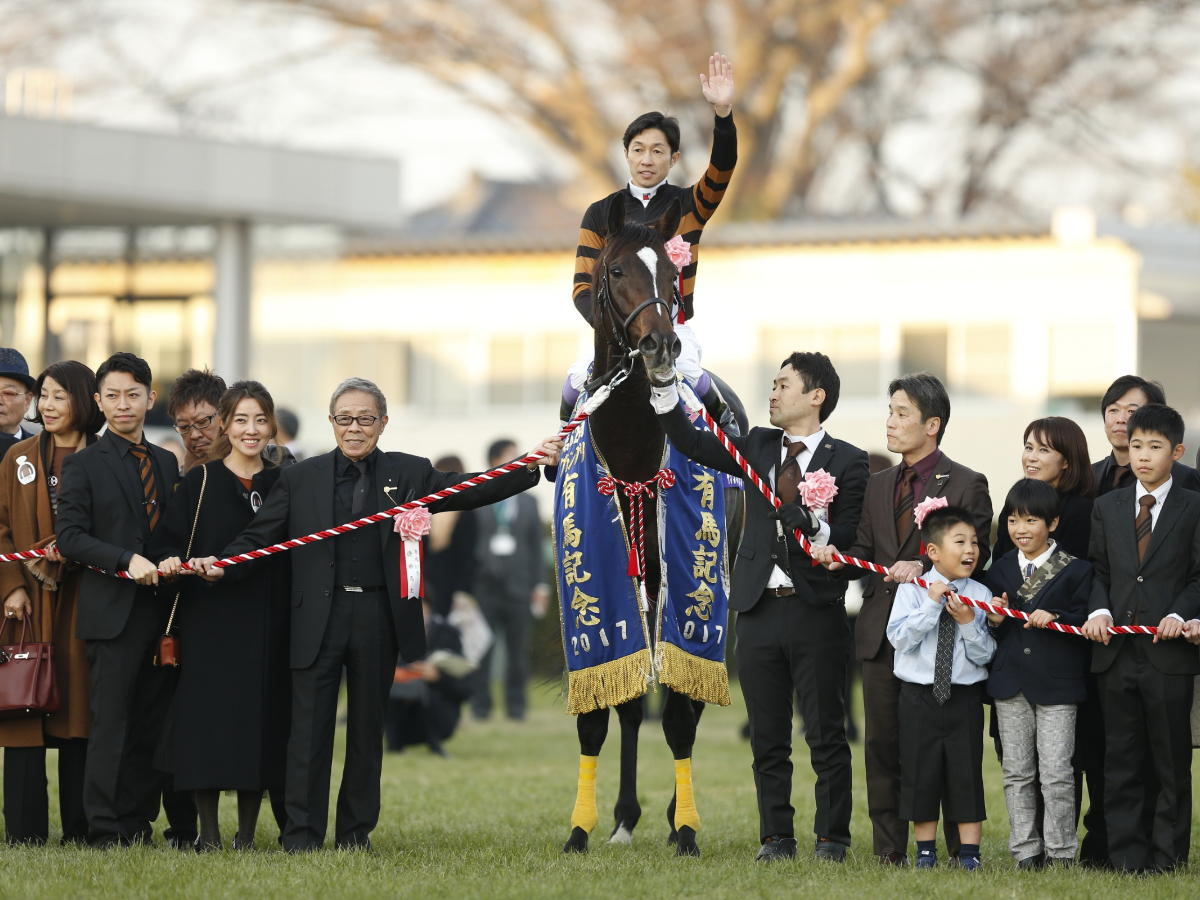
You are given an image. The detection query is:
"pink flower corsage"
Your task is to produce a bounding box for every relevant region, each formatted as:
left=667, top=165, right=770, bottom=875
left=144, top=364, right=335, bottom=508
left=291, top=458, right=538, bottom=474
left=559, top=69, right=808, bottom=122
left=912, top=496, right=949, bottom=531
left=664, top=235, right=692, bottom=272
left=393, top=507, right=432, bottom=541
left=799, top=469, right=838, bottom=510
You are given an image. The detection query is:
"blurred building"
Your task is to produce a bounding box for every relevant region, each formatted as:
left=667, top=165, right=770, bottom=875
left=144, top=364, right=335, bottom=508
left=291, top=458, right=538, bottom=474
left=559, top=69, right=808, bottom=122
left=4, top=120, right=1200, bottom=500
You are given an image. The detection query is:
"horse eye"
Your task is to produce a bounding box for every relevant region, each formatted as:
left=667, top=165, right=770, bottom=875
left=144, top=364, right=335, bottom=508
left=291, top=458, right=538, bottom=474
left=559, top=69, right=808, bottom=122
left=611, top=266, right=623, bottom=277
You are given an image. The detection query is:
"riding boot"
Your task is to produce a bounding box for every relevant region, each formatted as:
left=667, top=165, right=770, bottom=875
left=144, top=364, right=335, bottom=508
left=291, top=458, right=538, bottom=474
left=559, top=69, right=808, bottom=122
left=699, top=381, right=740, bottom=437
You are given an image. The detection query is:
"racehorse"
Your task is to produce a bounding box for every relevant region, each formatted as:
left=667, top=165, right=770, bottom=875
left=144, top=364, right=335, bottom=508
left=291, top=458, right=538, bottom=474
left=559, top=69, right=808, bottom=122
left=562, top=196, right=746, bottom=857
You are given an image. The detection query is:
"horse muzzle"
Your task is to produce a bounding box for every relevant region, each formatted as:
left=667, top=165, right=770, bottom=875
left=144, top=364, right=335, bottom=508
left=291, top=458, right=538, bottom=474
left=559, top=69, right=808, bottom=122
left=638, top=330, right=681, bottom=386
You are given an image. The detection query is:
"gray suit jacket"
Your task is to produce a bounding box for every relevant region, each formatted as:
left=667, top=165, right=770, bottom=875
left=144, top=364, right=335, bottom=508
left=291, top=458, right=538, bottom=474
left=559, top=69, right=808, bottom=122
left=1087, top=484, right=1200, bottom=675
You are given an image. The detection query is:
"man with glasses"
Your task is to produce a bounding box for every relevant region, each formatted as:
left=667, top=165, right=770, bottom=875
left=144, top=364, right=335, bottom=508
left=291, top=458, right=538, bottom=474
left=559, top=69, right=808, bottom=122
left=0, top=348, right=36, bottom=455
left=166, top=368, right=226, bottom=474
left=199, top=376, right=563, bottom=851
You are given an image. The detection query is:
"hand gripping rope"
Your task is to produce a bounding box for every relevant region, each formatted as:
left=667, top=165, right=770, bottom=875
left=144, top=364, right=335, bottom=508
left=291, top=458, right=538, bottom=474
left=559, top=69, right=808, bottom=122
left=676, top=383, right=1157, bottom=638
left=3, top=377, right=625, bottom=581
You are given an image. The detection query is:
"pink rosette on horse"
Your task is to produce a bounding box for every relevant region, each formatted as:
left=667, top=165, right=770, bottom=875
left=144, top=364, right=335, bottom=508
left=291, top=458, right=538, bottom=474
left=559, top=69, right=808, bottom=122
left=664, top=235, right=692, bottom=272
left=798, top=469, right=838, bottom=511
left=393, top=507, right=432, bottom=599
left=912, top=496, right=949, bottom=531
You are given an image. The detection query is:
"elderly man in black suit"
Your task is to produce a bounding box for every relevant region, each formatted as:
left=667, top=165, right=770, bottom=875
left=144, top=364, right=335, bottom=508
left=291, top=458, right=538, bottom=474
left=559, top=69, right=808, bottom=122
left=652, top=351, right=869, bottom=863
left=56, top=352, right=197, bottom=848
left=200, top=377, right=561, bottom=852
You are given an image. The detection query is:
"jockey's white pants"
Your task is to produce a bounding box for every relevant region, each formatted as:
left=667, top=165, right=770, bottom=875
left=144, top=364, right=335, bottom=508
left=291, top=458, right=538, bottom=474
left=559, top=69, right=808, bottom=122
left=566, top=323, right=704, bottom=392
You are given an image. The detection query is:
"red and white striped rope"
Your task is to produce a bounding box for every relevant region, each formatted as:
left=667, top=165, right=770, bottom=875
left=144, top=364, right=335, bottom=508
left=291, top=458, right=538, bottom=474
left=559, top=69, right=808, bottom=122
left=677, top=384, right=1156, bottom=638
left=2, top=380, right=622, bottom=580
left=597, top=469, right=675, bottom=581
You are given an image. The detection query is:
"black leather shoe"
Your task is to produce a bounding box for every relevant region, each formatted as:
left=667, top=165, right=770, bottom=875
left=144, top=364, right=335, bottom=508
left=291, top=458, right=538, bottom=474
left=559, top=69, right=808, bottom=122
left=879, top=851, right=908, bottom=866
left=756, top=836, right=797, bottom=861
left=814, top=838, right=847, bottom=861
left=1017, top=854, right=1045, bottom=870
left=165, top=834, right=199, bottom=851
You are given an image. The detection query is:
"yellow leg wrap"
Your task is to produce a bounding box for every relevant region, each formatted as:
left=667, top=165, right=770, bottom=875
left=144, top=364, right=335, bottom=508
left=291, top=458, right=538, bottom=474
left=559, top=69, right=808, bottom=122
left=673, top=758, right=699, bottom=832
left=570, top=755, right=599, bottom=833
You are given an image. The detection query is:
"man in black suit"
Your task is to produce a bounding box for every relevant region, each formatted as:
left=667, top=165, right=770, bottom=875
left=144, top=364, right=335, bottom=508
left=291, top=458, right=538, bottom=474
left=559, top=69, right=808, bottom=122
left=1082, top=404, right=1200, bottom=873
left=203, top=377, right=561, bottom=851
left=55, top=352, right=197, bottom=848
left=0, top=347, right=36, bottom=456
left=652, top=352, right=869, bottom=862
left=470, top=437, right=549, bottom=722
left=1093, top=375, right=1200, bottom=496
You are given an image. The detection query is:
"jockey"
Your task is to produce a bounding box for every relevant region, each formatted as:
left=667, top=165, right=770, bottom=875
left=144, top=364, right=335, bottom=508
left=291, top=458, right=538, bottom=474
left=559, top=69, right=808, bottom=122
left=562, top=53, right=739, bottom=434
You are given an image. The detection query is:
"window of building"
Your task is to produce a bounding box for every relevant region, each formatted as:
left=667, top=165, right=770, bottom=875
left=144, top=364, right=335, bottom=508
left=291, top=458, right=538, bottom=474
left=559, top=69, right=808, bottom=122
left=759, top=325, right=881, bottom=396
left=900, top=326, right=948, bottom=383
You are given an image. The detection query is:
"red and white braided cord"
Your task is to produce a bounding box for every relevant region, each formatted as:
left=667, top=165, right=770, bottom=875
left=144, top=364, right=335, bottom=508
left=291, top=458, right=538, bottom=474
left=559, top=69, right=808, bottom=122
left=597, top=469, right=676, bottom=581
left=5, top=386, right=614, bottom=580
left=678, top=385, right=1156, bottom=638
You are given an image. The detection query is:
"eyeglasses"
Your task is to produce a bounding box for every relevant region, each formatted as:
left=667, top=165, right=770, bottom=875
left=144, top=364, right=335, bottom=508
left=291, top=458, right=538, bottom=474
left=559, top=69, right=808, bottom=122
left=332, top=415, right=381, bottom=427
left=173, top=414, right=217, bottom=435
left=0, top=390, right=28, bottom=402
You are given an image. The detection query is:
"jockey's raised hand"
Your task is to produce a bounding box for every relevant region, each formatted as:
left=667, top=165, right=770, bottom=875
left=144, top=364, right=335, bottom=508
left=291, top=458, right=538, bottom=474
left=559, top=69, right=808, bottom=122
left=700, top=53, right=734, bottom=117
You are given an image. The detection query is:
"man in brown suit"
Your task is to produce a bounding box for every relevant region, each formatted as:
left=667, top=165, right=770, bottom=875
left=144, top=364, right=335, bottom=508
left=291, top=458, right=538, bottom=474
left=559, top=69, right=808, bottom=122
left=814, top=373, right=992, bottom=865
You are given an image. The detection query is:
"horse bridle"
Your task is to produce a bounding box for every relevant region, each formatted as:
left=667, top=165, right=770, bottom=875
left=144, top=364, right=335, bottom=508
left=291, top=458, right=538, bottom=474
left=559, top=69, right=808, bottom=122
left=584, top=255, right=682, bottom=392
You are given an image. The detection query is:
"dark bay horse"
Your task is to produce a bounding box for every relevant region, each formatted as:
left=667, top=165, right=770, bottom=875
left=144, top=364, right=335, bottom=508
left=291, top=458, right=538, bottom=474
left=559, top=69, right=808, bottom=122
left=562, top=196, right=744, bottom=857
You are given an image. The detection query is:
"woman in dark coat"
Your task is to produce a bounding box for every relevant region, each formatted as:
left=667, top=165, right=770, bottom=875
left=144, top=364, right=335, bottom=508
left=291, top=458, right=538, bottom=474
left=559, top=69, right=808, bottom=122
left=153, top=380, right=290, bottom=850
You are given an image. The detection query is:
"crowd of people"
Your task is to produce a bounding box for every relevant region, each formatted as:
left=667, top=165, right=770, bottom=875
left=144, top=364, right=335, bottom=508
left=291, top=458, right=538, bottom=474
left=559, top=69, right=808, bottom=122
left=652, top=357, right=1200, bottom=874
left=0, top=347, right=560, bottom=851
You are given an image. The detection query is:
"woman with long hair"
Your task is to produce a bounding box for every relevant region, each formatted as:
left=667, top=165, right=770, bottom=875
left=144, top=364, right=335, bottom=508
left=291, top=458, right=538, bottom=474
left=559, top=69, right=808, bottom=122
left=0, top=360, right=104, bottom=844
left=993, top=416, right=1096, bottom=560
left=153, top=380, right=290, bottom=850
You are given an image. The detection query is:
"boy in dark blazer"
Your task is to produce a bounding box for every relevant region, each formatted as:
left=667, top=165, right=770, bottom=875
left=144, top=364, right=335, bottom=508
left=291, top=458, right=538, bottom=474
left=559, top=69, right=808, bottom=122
left=56, top=352, right=195, bottom=848
left=985, top=479, right=1092, bottom=869
left=1081, top=404, right=1200, bottom=873
left=653, top=351, right=869, bottom=862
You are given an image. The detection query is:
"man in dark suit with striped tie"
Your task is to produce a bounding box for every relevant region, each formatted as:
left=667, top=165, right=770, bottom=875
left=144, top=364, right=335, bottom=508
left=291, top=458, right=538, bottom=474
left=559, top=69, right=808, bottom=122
left=56, top=353, right=195, bottom=849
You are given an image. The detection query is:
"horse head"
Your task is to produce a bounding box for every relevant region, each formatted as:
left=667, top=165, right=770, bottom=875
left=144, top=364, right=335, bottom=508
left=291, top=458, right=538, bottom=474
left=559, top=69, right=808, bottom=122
left=592, top=197, right=683, bottom=387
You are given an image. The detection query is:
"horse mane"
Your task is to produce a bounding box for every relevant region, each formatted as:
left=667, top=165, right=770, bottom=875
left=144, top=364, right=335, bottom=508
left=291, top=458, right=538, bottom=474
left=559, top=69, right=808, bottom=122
left=592, top=222, right=665, bottom=294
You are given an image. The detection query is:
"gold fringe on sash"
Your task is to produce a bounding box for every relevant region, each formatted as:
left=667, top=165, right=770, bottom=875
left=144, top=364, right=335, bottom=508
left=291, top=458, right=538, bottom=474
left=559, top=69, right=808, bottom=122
left=566, top=649, right=653, bottom=715
left=655, top=642, right=731, bottom=707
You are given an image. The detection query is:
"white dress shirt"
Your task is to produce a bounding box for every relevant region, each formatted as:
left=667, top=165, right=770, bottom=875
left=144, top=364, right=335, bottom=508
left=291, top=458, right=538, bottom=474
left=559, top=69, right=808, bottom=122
left=628, top=177, right=668, bottom=208
left=1018, top=540, right=1057, bottom=579
left=765, top=428, right=832, bottom=589
left=1087, top=476, right=1183, bottom=623
left=887, top=568, right=996, bottom=685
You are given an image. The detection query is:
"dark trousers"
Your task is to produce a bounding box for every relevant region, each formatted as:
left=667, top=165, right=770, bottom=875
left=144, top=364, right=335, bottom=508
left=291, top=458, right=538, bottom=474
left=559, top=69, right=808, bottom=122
left=472, top=589, right=530, bottom=720
left=83, top=596, right=196, bottom=847
left=283, top=591, right=398, bottom=851
left=3, top=738, right=88, bottom=844
left=862, top=642, right=961, bottom=857
left=897, top=682, right=986, bottom=824
left=1097, top=641, right=1193, bottom=871
left=1074, top=672, right=1108, bottom=863
left=736, top=593, right=853, bottom=845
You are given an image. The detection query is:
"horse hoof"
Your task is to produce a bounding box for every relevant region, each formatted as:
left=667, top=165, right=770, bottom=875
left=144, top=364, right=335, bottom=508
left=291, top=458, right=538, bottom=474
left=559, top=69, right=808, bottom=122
left=608, top=822, right=633, bottom=845
left=666, top=828, right=678, bottom=846
left=675, top=826, right=700, bottom=857
left=563, top=827, right=589, bottom=854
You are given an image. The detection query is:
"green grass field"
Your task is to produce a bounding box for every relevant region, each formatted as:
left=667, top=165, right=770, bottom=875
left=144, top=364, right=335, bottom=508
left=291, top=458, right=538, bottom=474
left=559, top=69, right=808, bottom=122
left=1, top=682, right=1198, bottom=899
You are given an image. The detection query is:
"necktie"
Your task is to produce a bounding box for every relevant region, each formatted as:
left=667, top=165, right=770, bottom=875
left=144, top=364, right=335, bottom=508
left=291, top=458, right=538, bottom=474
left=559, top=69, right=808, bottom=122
left=351, top=461, right=370, bottom=516
left=1135, top=494, right=1156, bottom=563
left=777, top=439, right=806, bottom=505
left=1113, top=464, right=1132, bottom=490
left=127, top=444, right=160, bottom=530
left=1024, top=563, right=1035, bottom=581
left=932, top=605, right=955, bottom=705
left=895, top=467, right=918, bottom=543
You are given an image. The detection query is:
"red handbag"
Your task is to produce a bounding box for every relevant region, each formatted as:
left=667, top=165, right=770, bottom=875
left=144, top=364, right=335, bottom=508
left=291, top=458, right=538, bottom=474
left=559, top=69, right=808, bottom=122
left=0, top=617, right=60, bottom=719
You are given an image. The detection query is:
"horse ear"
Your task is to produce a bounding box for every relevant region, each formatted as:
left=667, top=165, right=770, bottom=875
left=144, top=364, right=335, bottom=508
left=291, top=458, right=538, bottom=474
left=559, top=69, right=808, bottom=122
left=606, top=194, right=626, bottom=238
left=653, top=199, right=682, bottom=241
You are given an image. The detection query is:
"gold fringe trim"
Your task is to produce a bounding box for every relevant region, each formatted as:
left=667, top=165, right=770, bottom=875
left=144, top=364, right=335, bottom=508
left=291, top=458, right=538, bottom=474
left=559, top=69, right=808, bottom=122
left=566, top=649, right=652, bottom=715
left=655, top=642, right=731, bottom=707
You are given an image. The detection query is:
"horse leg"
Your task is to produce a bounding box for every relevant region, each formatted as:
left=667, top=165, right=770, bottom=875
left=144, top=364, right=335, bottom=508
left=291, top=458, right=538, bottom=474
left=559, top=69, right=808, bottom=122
left=664, top=698, right=706, bottom=846
left=608, top=698, right=644, bottom=844
left=564, top=707, right=611, bottom=854
left=662, top=689, right=702, bottom=857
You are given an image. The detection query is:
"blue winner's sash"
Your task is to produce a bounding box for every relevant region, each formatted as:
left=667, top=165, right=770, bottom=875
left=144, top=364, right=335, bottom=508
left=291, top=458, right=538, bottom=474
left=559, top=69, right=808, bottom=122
left=655, top=443, right=731, bottom=706
left=554, top=415, right=731, bottom=714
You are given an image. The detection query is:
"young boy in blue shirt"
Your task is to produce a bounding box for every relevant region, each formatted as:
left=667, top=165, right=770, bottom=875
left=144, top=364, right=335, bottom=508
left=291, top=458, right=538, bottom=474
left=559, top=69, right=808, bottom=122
left=887, top=504, right=996, bottom=870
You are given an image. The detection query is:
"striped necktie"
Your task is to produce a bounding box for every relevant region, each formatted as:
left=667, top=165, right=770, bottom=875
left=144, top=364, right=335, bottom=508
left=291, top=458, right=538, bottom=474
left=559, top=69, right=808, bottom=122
left=1135, top=495, right=1156, bottom=563
left=127, top=444, right=161, bottom=531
